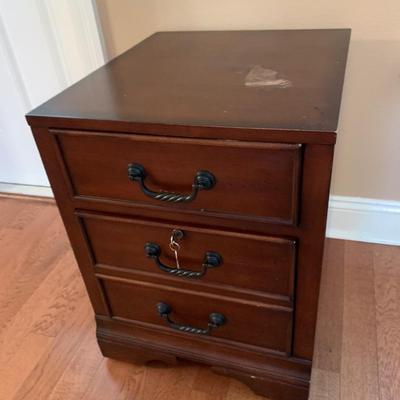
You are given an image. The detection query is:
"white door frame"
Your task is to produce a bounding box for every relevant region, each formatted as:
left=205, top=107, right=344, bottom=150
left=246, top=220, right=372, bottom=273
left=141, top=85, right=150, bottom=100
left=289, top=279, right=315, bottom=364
left=0, top=0, right=104, bottom=187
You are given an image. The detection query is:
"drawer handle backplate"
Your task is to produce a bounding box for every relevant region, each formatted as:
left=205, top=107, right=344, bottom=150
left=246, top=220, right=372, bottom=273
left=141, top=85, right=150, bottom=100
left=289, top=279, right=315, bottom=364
left=145, top=242, right=222, bottom=279
left=128, top=163, right=216, bottom=203
left=156, top=302, right=226, bottom=335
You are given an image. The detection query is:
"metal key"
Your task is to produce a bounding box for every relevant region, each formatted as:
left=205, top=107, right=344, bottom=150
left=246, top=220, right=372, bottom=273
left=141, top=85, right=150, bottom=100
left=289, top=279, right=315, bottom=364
left=169, top=229, right=184, bottom=269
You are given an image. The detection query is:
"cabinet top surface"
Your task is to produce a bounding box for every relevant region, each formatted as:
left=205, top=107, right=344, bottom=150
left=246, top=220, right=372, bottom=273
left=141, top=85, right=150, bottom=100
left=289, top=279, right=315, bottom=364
left=27, top=29, right=350, bottom=133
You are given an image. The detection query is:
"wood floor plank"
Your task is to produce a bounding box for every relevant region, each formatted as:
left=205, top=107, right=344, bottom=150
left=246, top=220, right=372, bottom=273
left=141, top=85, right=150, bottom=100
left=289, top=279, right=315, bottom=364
left=1, top=199, right=46, bottom=230
left=225, top=379, right=265, bottom=400
left=310, top=239, right=344, bottom=399
left=310, top=368, right=341, bottom=400
left=313, top=239, right=345, bottom=372
left=82, top=359, right=145, bottom=400
left=129, top=362, right=199, bottom=400
left=0, top=202, right=49, bottom=274
left=84, top=358, right=201, bottom=400
left=46, top=322, right=103, bottom=400
left=11, top=298, right=93, bottom=400
left=0, top=198, right=26, bottom=227
left=374, top=244, right=400, bottom=277
left=0, top=331, right=52, bottom=400
left=374, top=246, right=400, bottom=400
left=0, top=251, right=82, bottom=399
left=191, top=364, right=231, bottom=398
left=0, top=252, right=81, bottom=360
left=340, top=241, right=380, bottom=400
left=0, top=205, right=69, bottom=334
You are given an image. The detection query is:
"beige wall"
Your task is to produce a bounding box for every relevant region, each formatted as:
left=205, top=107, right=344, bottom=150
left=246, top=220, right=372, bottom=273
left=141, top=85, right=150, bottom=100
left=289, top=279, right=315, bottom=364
left=96, top=0, right=400, bottom=201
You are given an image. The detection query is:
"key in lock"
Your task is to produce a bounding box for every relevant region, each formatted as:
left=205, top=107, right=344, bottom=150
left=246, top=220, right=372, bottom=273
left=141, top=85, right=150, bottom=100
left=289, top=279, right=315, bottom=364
left=169, top=229, right=184, bottom=269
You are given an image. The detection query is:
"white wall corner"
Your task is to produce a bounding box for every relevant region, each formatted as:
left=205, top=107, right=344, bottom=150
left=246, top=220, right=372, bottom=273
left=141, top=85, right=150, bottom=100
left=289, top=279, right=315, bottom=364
left=327, top=195, right=400, bottom=246
left=0, top=0, right=104, bottom=187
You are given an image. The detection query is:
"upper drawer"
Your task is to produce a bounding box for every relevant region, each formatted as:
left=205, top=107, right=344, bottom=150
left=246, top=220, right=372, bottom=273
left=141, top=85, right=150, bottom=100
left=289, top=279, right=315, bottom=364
left=53, top=130, right=302, bottom=226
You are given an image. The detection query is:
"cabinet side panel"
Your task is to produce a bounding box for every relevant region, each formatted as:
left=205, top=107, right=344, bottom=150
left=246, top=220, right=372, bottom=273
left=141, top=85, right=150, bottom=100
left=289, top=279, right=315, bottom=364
left=30, top=127, right=109, bottom=315
left=293, top=144, right=334, bottom=359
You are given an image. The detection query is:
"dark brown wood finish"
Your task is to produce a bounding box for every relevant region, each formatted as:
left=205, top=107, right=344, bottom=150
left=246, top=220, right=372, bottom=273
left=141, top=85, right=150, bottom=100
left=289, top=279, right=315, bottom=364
left=27, top=29, right=350, bottom=400
left=293, top=144, right=335, bottom=359
left=27, top=30, right=350, bottom=133
left=55, top=130, right=302, bottom=226
left=99, top=276, right=293, bottom=354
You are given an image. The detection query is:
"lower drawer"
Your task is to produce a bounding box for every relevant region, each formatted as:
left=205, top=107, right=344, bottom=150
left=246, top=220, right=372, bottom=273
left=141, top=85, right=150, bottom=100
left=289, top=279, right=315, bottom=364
left=100, top=277, right=293, bottom=355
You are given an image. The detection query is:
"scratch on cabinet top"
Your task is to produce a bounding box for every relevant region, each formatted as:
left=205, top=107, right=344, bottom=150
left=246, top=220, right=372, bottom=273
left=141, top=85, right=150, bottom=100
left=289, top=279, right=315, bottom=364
left=245, top=65, right=292, bottom=88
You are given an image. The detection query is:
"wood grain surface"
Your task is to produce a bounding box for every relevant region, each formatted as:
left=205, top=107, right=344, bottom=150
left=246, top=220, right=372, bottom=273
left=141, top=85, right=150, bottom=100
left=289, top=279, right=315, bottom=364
left=0, top=196, right=399, bottom=400
left=27, top=30, right=350, bottom=134
left=55, top=130, right=302, bottom=226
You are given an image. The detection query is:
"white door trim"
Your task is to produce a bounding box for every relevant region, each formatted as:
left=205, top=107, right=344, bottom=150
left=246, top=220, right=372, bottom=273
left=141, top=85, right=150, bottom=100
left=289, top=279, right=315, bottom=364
left=0, top=0, right=104, bottom=187
left=0, top=11, right=32, bottom=110
left=36, top=0, right=105, bottom=86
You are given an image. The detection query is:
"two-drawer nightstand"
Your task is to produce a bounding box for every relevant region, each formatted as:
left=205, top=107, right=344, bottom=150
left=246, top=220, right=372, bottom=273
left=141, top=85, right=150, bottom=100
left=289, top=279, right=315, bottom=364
left=27, top=29, right=350, bottom=400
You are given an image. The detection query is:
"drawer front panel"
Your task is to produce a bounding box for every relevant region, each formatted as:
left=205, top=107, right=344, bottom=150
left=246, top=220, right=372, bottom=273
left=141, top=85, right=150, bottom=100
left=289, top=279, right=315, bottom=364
left=100, top=278, right=293, bottom=354
left=55, top=130, right=302, bottom=226
left=79, top=211, right=296, bottom=299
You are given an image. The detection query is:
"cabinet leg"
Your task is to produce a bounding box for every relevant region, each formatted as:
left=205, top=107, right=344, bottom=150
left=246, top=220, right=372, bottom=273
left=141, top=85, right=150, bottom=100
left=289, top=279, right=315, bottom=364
left=96, top=328, right=309, bottom=400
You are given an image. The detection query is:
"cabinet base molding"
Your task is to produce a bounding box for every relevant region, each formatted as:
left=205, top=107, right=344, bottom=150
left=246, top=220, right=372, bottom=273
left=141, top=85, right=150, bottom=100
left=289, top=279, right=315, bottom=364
left=97, top=319, right=310, bottom=400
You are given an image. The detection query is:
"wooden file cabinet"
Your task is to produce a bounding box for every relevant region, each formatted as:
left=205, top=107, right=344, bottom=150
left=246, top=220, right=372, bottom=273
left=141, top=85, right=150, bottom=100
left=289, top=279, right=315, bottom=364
left=27, top=30, right=350, bottom=399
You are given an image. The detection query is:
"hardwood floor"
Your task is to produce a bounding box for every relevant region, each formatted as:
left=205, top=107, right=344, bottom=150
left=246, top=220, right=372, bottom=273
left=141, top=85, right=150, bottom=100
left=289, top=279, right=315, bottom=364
left=0, top=196, right=399, bottom=400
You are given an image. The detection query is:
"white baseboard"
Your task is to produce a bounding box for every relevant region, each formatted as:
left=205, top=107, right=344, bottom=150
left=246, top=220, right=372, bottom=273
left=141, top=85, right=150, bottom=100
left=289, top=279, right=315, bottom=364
left=0, top=182, right=53, bottom=197
left=0, top=183, right=398, bottom=246
left=327, top=195, right=400, bottom=246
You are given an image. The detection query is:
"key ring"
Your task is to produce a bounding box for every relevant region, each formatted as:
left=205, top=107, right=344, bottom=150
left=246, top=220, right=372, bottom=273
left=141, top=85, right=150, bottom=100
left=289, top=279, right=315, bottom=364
left=169, top=240, right=180, bottom=252
left=169, top=229, right=183, bottom=251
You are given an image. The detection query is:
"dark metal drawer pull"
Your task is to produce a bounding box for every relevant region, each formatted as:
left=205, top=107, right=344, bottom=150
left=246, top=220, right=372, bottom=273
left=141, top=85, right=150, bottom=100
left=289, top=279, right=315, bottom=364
left=156, top=302, right=226, bottom=335
left=127, top=163, right=216, bottom=203
left=145, top=242, right=222, bottom=279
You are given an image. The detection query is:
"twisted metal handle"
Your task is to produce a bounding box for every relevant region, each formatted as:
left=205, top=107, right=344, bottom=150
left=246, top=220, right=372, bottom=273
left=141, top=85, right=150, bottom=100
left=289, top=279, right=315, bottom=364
left=128, top=163, right=216, bottom=203
left=156, top=302, right=226, bottom=335
left=145, top=243, right=222, bottom=279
